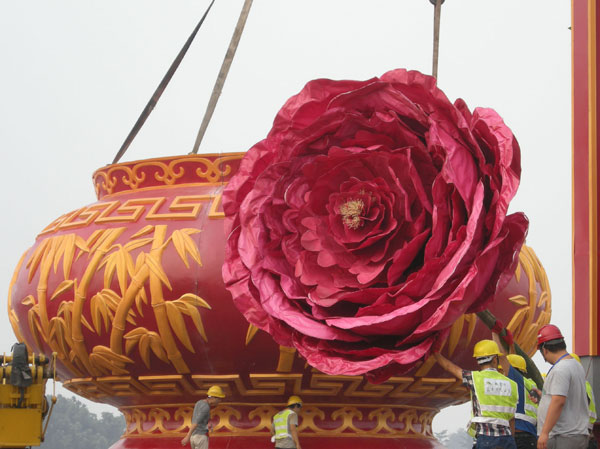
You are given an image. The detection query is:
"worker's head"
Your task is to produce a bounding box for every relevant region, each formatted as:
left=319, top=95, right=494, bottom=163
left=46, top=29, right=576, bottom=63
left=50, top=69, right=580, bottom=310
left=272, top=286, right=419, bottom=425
left=206, top=385, right=226, bottom=405
left=507, top=354, right=527, bottom=374
left=537, top=324, right=566, bottom=362
left=473, top=340, right=503, bottom=368
left=287, top=395, right=303, bottom=411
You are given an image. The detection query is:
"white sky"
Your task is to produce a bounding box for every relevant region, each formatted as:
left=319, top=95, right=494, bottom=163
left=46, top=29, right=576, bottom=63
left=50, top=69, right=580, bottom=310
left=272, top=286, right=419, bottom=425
left=0, top=0, right=571, bottom=434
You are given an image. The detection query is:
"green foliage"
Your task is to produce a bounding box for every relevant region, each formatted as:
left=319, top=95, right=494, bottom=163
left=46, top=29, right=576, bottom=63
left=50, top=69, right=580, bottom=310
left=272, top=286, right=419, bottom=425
left=40, top=395, right=124, bottom=449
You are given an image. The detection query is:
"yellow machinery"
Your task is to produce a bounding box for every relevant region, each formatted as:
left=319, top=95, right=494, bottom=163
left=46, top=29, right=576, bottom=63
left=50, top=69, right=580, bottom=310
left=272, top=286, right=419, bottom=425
left=0, top=345, right=56, bottom=448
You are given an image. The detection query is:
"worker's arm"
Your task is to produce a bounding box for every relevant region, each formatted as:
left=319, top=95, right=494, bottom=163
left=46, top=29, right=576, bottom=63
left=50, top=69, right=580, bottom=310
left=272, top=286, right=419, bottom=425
left=434, top=352, right=463, bottom=380
left=181, top=423, right=197, bottom=446
left=492, top=332, right=511, bottom=375
left=509, top=417, right=515, bottom=437
left=537, top=395, right=567, bottom=449
left=290, top=422, right=302, bottom=449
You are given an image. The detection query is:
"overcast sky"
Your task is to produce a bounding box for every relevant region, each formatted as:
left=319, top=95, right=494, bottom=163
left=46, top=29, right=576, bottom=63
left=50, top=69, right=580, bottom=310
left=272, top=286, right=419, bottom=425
left=0, top=0, right=571, bottom=435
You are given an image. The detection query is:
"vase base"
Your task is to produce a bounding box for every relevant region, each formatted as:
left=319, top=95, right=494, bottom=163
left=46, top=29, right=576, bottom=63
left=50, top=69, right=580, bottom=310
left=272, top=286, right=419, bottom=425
left=110, top=436, right=447, bottom=449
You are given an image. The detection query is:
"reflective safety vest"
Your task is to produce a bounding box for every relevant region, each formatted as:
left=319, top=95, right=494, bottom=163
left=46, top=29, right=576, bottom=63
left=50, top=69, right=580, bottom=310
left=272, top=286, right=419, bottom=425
left=587, top=381, right=597, bottom=431
left=515, top=377, right=537, bottom=426
left=468, top=369, right=518, bottom=435
left=273, top=408, right=295, bottom=441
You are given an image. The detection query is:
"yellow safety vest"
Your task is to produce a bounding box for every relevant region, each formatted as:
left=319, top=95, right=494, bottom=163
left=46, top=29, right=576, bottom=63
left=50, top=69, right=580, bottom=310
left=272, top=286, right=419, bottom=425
left=587, top=381, right=597, bottom=431
left=468, top=369, right=518, bottom=436
left=515, top=377, right=537, bottom=426
left=273, top=408, right=295, bottom=441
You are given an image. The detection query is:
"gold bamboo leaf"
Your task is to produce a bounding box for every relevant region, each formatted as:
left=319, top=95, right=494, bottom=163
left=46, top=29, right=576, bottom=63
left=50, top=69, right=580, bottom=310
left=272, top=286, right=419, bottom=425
left=135, top=288, right=147, bottom=317
left=22, top=295, right=36, bottom=306
left=75, top=235, right=90, bottom=253
left=165, top=302, right=194, bottom=353
left=134, top=252, right=145, bottom=275
left=124, top=238, right=154, bottom=252
left=139, top=334, right=151, bottom=368
left=117, top=248, right=128, bottom=296
left=92, top=345, right=134, bottom=364
left=26, top=238, right=49, bottom=269
left=50, top=280, right=75, bottom=301
left=149, top=333, right=168, bottom=363
left=447, top=314, right=464, bottom=357
left=53, top=235, right=67, bottom=274
left=179, top=293, right=211, bottom=309
left=89, top=353, right=113, bottom=375
left=130, top=225, right=155, bottom=239
left=246, top=324, right=259, bottom=346
left=126, top=310, right=137, bottom=326
left=506, top=307, right=528, bottom=334
left=537, top=291, right=550, bottom=308
left=27, top=239, right=50, bottom=282
left=28, top=309, right=43, bottom=350
left=48, top=318, right=57, bottom=341
left=85, top=230, right=104, bottom=255
left=145, top=255, right=172, bottom=290
left=125, top=338, right=137, bottom=355
left=183, top=302, right=208, bottom=342
left=103, top=253, right=117, bottom=289
left=63, top=234, right=76, bottom=279
left=124, top=327, right=148, bottom=339
left=172, top=230, right=190, bottom=268
left=508, top=295, right=529, bottom=306
left=90, top=293, right=109, bottom=335
left=181, top=231, right=202, bottom=267
left=125, top=249, right=136, bottom=278
left=465, top=313, right=477, bottom=344
left=81, top=315, right=95, bottom=333
left=515, top=260, right=522, bottom=284
left=51, top=318, right=70, bottom=358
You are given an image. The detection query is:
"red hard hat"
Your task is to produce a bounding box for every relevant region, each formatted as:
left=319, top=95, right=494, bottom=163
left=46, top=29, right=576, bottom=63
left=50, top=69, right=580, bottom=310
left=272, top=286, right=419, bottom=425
left=537, top=324, right=564, bottom=346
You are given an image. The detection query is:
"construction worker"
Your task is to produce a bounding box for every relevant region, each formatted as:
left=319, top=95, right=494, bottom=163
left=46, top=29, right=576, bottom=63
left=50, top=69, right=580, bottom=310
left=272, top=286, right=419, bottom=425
left=181, top=385, right=226, bottom=449
left=505, top=352, right=539, bottom=448
left=435, top=339, right=518, bottom=449
left=536, top=324, right=588, bottom=449
left=570, top=353, right=598, bottom=449
left=271, top=395, right=302, bottom=449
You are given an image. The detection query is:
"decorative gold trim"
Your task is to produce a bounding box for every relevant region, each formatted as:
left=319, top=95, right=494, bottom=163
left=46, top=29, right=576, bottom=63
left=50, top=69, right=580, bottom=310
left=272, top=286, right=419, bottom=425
left=38, top=195, right=224, bottom=237
left=119, top=402, right=438, bottom=439
left=62, top=372, right=468, bottom=406
left=93, top=154, right=245, bottom=199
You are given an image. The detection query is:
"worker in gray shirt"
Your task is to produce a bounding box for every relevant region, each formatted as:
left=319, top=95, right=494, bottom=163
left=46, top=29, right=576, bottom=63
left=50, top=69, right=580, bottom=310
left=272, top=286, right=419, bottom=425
left=536, top=325, right=589, bottom=449
left=181, top=385, right=226, bottom=449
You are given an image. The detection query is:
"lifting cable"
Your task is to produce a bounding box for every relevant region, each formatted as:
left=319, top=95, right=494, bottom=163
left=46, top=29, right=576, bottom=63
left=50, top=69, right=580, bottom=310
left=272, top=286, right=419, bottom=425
left=191, top=0, right=253, bottom=154
left=111, top=0, right=216, bottom=164
left=430, top=0, right=443, bottom=79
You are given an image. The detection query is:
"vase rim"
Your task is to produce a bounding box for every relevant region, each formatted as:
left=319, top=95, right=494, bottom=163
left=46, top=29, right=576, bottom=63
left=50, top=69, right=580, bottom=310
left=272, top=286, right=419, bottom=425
left=92, top=152, right=246, bottom=199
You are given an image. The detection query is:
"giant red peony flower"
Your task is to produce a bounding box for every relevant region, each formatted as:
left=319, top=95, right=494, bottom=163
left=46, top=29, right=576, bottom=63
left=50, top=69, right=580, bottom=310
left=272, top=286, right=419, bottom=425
left=222, top=69, right=528, bottom=382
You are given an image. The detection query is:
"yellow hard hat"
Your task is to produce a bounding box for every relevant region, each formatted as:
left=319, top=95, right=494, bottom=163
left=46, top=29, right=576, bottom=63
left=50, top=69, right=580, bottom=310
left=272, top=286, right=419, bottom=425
left=570, top=353, right=581, bottom=363
left=287, top=395, right=303, bottom=407
left=207, top=385, right=226, bottom=398
left=507, top=354, right=527, bottom=372
left=473, top=340, right=504, bottom=359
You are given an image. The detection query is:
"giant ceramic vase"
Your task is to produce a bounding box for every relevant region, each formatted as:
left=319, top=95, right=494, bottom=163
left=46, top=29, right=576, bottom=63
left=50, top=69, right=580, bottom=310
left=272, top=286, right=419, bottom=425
left=7, top=153, right=551, bottom=449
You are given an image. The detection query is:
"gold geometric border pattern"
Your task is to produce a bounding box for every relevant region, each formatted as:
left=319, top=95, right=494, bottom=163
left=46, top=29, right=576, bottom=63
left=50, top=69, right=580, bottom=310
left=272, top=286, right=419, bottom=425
left=119, top=403, right=438, bottom=439
left=62, top=372, right=468, bottom=406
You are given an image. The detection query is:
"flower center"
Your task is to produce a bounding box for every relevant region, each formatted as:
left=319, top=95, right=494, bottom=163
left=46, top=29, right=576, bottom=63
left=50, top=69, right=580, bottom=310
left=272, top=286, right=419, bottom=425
left=340, top=199, right=365, bottom=230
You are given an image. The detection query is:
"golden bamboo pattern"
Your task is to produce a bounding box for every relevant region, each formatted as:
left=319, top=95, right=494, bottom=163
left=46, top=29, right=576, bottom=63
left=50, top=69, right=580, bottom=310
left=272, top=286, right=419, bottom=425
left=14, top=224, right=210, bottom=376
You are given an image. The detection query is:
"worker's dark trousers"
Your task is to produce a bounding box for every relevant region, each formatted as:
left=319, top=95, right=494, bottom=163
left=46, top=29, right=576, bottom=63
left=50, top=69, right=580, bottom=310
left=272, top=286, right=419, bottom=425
left=514, top=431, right=537, bottom=449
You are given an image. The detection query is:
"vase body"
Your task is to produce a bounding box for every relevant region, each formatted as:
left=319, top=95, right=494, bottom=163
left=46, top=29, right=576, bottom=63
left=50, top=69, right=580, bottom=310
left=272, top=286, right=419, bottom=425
left=7, top=154, right=551, bottom=449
